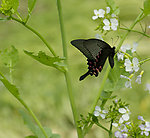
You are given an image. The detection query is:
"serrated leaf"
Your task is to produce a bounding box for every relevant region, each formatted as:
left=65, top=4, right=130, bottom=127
left=0, top=0, right=19, bottom=16
left=144, top=0, right=150, bottom=15
left=0, top=73, right=20, bottom=98
left=20, top=110, right=53, bottom=138
left=28, top=0, right=36, bottom=14
left=24, top=50, right=65, bottom=71
left=0, top=45, right=19, bottom=68
left=105, top=0, right=120, bottom=15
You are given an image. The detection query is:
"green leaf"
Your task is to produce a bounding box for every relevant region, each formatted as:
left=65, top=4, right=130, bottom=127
left=0, top=45, right=19, bottom=68
left=0, top=0, right=19, bottom=16
left=104, top=58, right=129, bottom=91
left=20, top=110, right=53, bottom=138
left=105, top=0, right=120, bottom=15
left=144, top=0, right=150, bottom=15
left=24, top=50, right=65, bottom=71
left=50, top=134, right=61, bottom=138
left=28, top=0, right=36, bottom=14
left=0, top=73, right=20, bottom=98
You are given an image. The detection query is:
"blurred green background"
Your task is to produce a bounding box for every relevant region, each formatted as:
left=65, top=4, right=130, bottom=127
left=0, top=0, right=150, bottom=137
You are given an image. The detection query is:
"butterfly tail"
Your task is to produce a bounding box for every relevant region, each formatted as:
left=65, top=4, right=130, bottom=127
left=79, top=70, right=91, bottom=81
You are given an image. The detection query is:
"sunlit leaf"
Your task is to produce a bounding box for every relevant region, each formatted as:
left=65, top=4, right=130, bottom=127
left=0, top=45, right=19, bottom=68
left=28, top=0, right=36, bottom=14
left=25, top=136, right=37, bottom=138
left=144, top=0, right=150, bottom=15
left=0, top=73, right=20, bottom=98
left=24, top=50, right=65, bottom=71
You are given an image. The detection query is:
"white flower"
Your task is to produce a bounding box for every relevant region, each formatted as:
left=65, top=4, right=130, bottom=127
left=118, top=107, right=130, bottom=124
left=110, top=18, right=118, bottom=31
left=145, top=83, right=150, bottom=93
left=120, top=75, right=132, bottom=88
left=92, top=9, right=105, bottom=20
left=103, top=19, right=110, bottom=30
left=115, top=131, right=128, bottom=138
left=139, top=121, right=150, bottom=136
left=119, top=108, right=127, bottom=114
left=117, top=52, right=124, bottom=61
left=111, top=13, right=116, bottom=17
left=132, top=42, right=138, bottom=53
left=121, top=44, right=131, bottom=53
left=106, top=7, right=110, bottom=14
left=93, top=106, right=108, bottom=119
left=136, top=75, right=142, bottom=84
left=124, top=58, right=139, bottom=72
left=95, top=34, right=103, bottom=40
left=112, top=123, right=119, bottom=127
left=138, top=116, right=145, bottom=121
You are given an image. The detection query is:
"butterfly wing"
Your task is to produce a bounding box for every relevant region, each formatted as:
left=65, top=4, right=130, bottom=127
left=71, top=39, right=94, bottom=60
left=108, top=55, right=114, bottom=68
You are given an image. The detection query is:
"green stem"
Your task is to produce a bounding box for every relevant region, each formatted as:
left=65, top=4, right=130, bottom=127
left=18, top=98, right=48, bottom=138
left=120, top=27, right=150, bottom=38
left=109, top=120, right=113, bottom=138
left=10, top=16, right=57, bottom=57
left=139, top=57, right=150, bottom=65
left=84, top=11, right=144, bottom=135
left=9, top=60, right=13, bottom=84
left=56, top=0, right=83, bottom=138
left=95, top=122, right=109, bottom=133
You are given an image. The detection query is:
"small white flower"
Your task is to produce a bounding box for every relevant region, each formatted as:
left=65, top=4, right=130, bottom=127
left=132, top=42, right=138, bottom=53
left=120, top=75, right=132, bottom=88
left=106, top=7, right=110, bottom=14
left=117, top=52, right=124, bottom=61
left=115, top=131, right=122, bottom=137
left=145, top=83, right=150, bottom=93
left=110, top=18, right=118, bottom=31
left=115, top=99, right=118, bottom=103
left=95, top=34, right=103, bottom=40
left=139, top=121, right=150, bottom=136
left=122, top=114, right=130, bottom=121
left=93, top=106, right=108, bottom=119
left=111, top=13, right=116, bottom=17
left=121, top=44, right=131, bottom=53
left=103, top=19, right=110, bottom=30
left=124, top=58, right=139, bottom=72
left=138, top=116, right=145, bottom=121
left=92, top=9, right=105, bottom=20
left=136, top=75, right=142, bottom=84
left=119, top=108, right=126, bottom=114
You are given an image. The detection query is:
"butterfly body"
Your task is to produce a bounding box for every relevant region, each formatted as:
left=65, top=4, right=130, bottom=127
left=71, top=38, right=115, bottom=81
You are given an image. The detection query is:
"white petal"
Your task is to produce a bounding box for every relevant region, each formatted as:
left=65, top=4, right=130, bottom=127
left=122, top=133, right=128, bottom=137
left=125, top=44, right=131, bottom=50
left=100, top=113, right=106, bottom=119
left=145, top=83, right=150, bottom=91
left=132, top=42, right=138, bottom=53
left=148, top=25, right=150, bottom=29
left=125, top=80, right=132, bottom=88
left=95, top=106, right=101, bottom=111
left=106, top=7, right=110, bottom=14
left=124, top=59, right=132, bottom=66
left=103, top=25, right=110, bottom=30
left=119, top=117, right=124, bottom=124
left=120, top=45, right=127, bottom=52
left=135, top=75, right=142, bottom=84
left=92, top=16, right=98, bottom=20
left=139, top=124, right=145, bottom=130
left=112, top=123, right=118, bottom=127
left=115, top=131, right=122, bottom=137
left=110, top=18, right=118, bottom=26
left=138, top=116, right=145, bottom=121
left=122, top=114, right=130, bottom=121
left=117, top=52, right=124, bottom=60
left=145, top=127, right=150, bottom=131
left=103, top=19, right=110, bottom=25
left=120, top=75, right=129, bottom=79
left=146, top=122, right=150, bottom=127
left=94, top=111, right=100, bottom=116
left=94, top=9, right=99, bottom=15
left=144, top=131, right=149, bottom=136
left=98, top=9, right=105, bottom=18
left=111, top=25, right=118, bottom=31
left=111, top=13, right=116, bottom=17
left=119, top=108, right=127, bottom=114
left=132, top=57, right=139, bottom=65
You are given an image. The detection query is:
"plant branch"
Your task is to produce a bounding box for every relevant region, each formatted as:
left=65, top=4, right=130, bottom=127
left=120, top=27, right=150, bottom=38
left=56, top=0, right=83, bottom=137
left=10, top=16, right=57, bottom=57
left=95, top=122, right=110, bottom=133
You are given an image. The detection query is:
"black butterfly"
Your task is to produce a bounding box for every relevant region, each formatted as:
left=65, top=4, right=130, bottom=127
left=71, top=38, right=115, bottom=81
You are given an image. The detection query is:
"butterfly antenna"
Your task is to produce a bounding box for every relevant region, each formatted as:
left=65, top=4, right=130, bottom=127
left=79, top=70, right=90, bottom=81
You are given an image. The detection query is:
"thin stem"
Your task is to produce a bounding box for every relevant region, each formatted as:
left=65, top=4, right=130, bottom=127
left=9, top=60, right=13, bottom=84
left=56, top=0, right=83, bottom=138
left=10, top=16, right=57, bottom=57
left=18, top=98, right=48, bottom=138
left=109, top=120, right=113, bottom=138
left=120, top=27, right=150, bottom=38
left=139, top=57, right=150, bottom=65
left=95, top=122, right=109, bottom=133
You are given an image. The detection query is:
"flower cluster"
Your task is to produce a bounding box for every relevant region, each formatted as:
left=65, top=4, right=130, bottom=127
left=93, top=106, right=108, bottom=119
left=92, top=7, right=119, bottom=31
left=117, top=43, right=145, bottom=88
